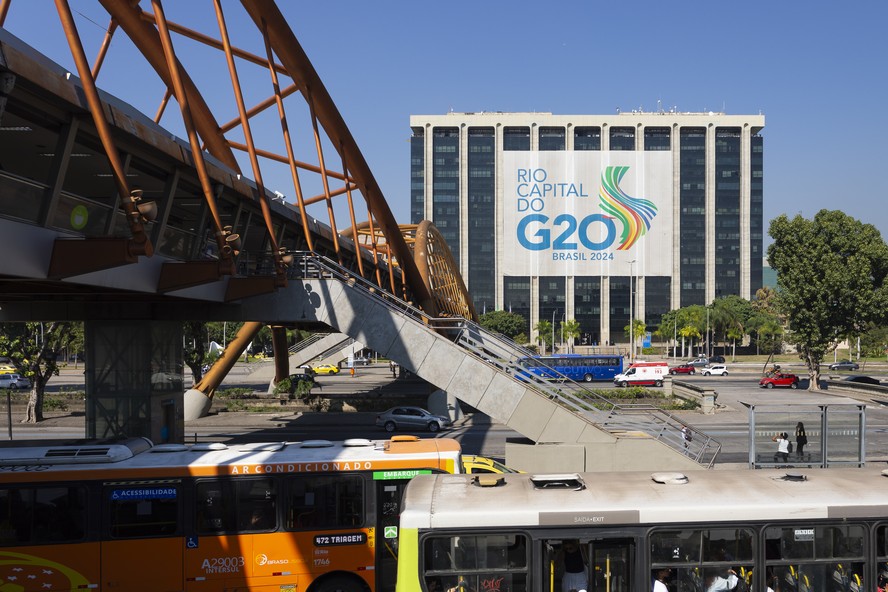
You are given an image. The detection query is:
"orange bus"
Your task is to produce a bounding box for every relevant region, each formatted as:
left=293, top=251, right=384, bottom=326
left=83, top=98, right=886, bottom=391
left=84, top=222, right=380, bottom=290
left=0, top=435, right=462, bottom=592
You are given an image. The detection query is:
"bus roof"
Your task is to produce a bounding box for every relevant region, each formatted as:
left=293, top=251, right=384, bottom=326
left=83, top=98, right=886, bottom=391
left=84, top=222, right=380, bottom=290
left=399, top=468, right=888, bottom=530
left=0, top=436, right=462, bottom=482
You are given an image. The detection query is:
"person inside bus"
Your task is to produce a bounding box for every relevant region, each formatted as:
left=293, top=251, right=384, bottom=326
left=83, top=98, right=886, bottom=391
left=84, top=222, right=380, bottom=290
left=556, top=540, right=588, bottom=592
left=652, top=567, right=672, bottom=592
left=243, top=505, right=274, bottom=530
left=705, top=567, right=739, bottom=592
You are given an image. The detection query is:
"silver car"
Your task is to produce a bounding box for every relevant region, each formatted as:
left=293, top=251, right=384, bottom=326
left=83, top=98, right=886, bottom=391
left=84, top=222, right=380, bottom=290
left=0, top=373, right=30, bottom=389
left=375, top=406, right=452, bottom=433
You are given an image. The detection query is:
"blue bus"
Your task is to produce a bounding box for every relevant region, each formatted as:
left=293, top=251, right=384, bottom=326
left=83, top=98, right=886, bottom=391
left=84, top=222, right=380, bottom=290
left=518, top=354, right=624, bottom=382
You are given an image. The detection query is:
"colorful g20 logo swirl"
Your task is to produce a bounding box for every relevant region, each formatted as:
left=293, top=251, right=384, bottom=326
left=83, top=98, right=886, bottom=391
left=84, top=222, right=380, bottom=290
left=517, top=166, right=658, bottom=251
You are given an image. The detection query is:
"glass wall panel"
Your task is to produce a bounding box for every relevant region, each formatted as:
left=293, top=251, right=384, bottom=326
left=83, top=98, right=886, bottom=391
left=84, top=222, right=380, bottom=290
left=644, top=127, right=671, bottom=151
left=539, top=127, right=565, bottom=151
left=410, top=127, right=425, bottom=224
left=432, top=127, right=460, bottom=264
left=609, top=127, right=635, bottom=151
left=680, top=127, right=706, bottom=306
left=503, top=127, right=530, bottom=151
left=715, top=128, right=741, bottom=298
left=574, top=276, right=601, bottom=345
left=645, top=277, right=671, bottom=332
left=468, top=127, right=495, bottom=312
left=609, top=277, right=630, bottom=345
left=750, top=134, right=764, bottom=294
left=574, top=126, right=601, bottom=151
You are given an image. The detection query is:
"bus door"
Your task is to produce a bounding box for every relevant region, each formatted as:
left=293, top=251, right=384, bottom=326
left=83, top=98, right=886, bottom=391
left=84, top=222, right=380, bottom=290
left=546, top=537, right=635, bottom=592
left=375, top=472, right=428, bottom=592
left=101, top=481, right=183, bottom=590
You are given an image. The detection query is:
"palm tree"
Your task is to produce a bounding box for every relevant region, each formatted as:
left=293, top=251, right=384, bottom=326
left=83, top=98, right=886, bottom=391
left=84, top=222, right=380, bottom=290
left=560, top=319, right=581, bottom=353
left=534, top=320, right=553, bottom=355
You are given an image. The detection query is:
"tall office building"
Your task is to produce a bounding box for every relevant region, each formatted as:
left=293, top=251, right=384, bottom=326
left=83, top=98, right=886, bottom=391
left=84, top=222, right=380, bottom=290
left=410, top=111, right=764, bottom=345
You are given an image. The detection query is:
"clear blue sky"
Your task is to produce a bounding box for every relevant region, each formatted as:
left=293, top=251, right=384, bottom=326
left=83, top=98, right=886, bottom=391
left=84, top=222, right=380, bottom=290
left=6, top=1, right=888, bottom=245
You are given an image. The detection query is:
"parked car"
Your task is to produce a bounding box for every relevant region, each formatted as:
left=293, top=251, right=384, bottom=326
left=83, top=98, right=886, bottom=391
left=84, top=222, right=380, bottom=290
left=669, top=364, right=696, bottom=375
left=0, top=373, right=29, bottom=389
left=759, top=372, right=800, bottom=389
left=702, top=365, right=729, bottom=376
left=311, top=364, right=340, bottom=375
left=351, top=356, right=372, bottom=366
left=688, top=358, right=710, bottom=368
left=375, top=406, right=452, bottom=433
left=708, top=355, right=726, bottom=364
left=829, top=360, right=860, bottom=371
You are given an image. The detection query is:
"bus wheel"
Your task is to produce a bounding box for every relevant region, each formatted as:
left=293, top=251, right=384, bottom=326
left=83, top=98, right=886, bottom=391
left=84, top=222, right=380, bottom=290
left=384, top=421, right=396, bottom=432
left=313, top=574, right=367, bottom=592
left=583, top=374, right=593, bottom=382
left=655, top=380, right=663, bottom=387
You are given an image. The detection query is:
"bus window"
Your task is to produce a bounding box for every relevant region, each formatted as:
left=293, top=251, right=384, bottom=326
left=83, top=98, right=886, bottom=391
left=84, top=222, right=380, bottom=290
left=237, top=478, right=276, bottom=532
left=286, top=474, right=364, bottom=530
left=196, top=481, right=234, bottom=533
left=107, top=483, right=179, bottom=538
left=422, top=534, right=527, bottom=592
left=195, top=477, right=277, bottom=533
left=764, top=525, right=865, bottom=592
left=0, top=486, right=86, bottom=545
left=651, top=529, right=753, bottom=592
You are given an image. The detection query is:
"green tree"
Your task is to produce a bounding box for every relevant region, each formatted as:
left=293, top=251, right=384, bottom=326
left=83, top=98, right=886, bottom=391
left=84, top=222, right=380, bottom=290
left=534, top=320, right=553, bottom=354
left=479, top=310, right=527, bottom=340
left=710, top=295, right=754, bottom=358
left=623, top=319, right=646, bottom=359
left=560, top=319, right=581, bottom=353
left=768, top=210, right=888, bottom=388
left=859, top=323, right=888, bottom=360
left=0, top=321, right=79, bottom=423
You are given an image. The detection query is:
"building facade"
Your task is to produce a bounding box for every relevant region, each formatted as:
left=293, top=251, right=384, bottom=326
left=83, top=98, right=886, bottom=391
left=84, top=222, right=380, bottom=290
left=410, top=112, right=764, bottom=346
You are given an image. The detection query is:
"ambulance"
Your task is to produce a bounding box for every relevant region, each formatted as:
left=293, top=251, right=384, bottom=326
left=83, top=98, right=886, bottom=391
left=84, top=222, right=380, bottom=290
left=613, top=361, right=669, bottom=387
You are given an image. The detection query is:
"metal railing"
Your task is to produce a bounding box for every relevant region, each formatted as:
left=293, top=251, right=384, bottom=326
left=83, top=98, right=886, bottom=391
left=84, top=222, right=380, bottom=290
left=286, top=251, right=721, bottom=467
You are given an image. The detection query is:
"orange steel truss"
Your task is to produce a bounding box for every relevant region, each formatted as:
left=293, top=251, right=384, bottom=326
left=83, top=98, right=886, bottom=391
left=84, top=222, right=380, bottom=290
left=1, top=0, right=477, bottom=320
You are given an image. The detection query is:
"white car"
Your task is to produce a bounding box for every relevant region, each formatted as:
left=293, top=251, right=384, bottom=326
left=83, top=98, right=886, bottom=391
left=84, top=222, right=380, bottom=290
left=702, top=365, right=728, bottom=376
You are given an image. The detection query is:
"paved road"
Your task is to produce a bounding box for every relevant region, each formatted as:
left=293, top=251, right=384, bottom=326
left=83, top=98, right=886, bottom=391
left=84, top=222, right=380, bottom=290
left=6, top=362, right=888, bottom=468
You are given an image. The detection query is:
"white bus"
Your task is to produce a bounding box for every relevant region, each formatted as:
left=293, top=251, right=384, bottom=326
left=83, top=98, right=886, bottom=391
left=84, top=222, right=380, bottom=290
left=396, top=468, right=888, bottom=592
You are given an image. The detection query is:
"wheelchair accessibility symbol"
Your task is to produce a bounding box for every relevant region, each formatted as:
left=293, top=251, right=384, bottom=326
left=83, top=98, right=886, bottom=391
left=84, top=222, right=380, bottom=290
left=186, top=536, right=199, bottom=549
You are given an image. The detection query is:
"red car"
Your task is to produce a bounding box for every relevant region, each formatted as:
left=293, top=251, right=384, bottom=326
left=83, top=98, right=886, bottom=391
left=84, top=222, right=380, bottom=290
left=669, top=364, right=696, bottom=375
left=759, top=373, right=800, bottom=389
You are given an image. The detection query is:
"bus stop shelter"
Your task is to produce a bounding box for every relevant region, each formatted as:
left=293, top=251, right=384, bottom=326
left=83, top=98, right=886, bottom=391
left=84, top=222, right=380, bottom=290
left=743, top=399, right=866, bottom=469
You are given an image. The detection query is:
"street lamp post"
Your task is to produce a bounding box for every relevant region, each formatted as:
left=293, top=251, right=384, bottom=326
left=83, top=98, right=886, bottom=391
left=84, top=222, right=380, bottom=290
left=629, top=260, right=636, bottom=362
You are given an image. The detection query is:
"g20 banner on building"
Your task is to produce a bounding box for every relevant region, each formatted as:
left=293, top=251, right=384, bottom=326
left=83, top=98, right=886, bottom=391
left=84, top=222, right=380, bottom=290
left=501, top=151, right=673, bottom=277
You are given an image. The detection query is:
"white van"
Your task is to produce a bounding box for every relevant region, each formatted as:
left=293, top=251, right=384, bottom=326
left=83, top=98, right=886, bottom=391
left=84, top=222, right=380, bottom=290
left=613, top=362, right=669, bottom=387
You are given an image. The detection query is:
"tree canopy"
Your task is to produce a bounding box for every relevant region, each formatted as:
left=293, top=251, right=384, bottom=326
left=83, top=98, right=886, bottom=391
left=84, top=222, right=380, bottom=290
left=479, top=310, right=527, bottom=340
left=768, top=210, right=888, bottom=387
